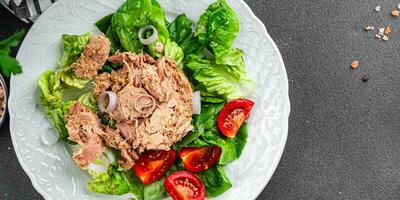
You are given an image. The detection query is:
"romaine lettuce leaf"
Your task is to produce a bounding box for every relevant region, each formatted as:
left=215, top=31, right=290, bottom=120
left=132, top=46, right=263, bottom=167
left=167, top=14, right=193, bottom=45
left=175, top=103, right=224, bottom=149
left=88, top=164, right=131, bottom=195
left=96, top=13, right=114, bottom=33
left=46, top=101, right=76, bottom=144
left=59, top=33, right=91, bottom=70
left=39, top=71, right=76, bottom=144
left=87, top=161, right=180, bottom=200
left=168, top=14, right=204, bottom=56
left=39, top=33, right=93, bottom=144
left=196, top=0, right=239, bottom=57
left=186, top=54, right=254, bottom=100
left=78, top=92, right=98, bottom=111
left=164, top=41, right=184, bottom=66
left=111, top=0, right=169, bottom=57
left=198, top=165, right=232, bottom=198
left=39, top=70, right=62, bottom=108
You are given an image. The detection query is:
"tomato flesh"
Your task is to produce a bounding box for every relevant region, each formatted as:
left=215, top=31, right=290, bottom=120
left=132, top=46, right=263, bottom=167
left=178, top=146, right=222, bottom=173
left=164, top=171, right=206, bottom=200
left=217, top=99, right=254, bottom=138
left=133, top=150, right=176, bottom=185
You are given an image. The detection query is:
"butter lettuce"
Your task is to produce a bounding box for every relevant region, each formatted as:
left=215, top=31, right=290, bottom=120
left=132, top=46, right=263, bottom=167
left=88, top=164, right=131, bottom=195
left=110, top=0, right=169, bottom=57
left=46, top=101, right=76, bottom=144
left=88, top=162, right=170, bottom=200
left=186, top=54, right=254, bottom=100
left=164, top=41, right=184, bottom=66
left=196, top=0, right=239, bottom=57
left=39, top=33, right=93, bottom=143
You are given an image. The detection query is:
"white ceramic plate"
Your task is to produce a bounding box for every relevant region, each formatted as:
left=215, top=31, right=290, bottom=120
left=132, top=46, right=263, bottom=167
left=9, top=0, right=290, bottom=199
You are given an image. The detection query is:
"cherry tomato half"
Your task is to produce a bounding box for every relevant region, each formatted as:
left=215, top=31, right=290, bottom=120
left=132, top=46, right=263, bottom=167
left=133, top=150, right=176, bottom=185
left=178, top=146, right=222, bottom=173
left=164, top=171, right=206, bottom=200
left=217, top=99, right=254, bottom=138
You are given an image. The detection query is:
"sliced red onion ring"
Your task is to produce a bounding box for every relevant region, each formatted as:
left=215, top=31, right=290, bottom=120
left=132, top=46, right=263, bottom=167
left=192, top=91, right=201, bottom=115
left=98, top=91, right=118, bottom=113
left=138, top=25, right=158, bottom=45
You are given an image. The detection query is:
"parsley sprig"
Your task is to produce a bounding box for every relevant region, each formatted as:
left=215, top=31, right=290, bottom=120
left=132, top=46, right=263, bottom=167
left=0, top=30, right=25, bottom=77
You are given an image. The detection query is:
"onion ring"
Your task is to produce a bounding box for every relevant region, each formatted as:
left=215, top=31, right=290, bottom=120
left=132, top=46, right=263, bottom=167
left=98, top=91, right=118, bottom=113
left=138, top=25, right=158, bottom=45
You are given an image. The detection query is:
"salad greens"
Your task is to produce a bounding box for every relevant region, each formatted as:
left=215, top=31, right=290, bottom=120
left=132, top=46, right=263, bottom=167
left=39, top=32, right=92, bottom=144
left=88, top=163, right=131, bottom=195
left=38, top=0, right=255, bottom=199
left=198, top=165, right=232, bottom=197
left=109, top=0, right=169, bottom=57
left=196, top=0, right=240, bottom=58
left=186, top=53, right=255, bottom=101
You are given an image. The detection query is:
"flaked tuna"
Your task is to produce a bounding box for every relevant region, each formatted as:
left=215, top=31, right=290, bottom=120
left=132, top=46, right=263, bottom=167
left=72, top=35, right=111, bottom=79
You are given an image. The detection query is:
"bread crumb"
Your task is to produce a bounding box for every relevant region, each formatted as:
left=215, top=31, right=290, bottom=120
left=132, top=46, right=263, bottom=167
left=391, top=9, right=400, bottom=17
left=351, top=60, right=359, bottom=69
left=383, top=35, right=389, bottom=41
left=375, top=6, right=381, bottom=12
left=375, top=33, right=382, bottom=39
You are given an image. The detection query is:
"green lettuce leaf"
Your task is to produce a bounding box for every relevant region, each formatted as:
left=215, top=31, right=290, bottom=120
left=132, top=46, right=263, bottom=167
left=196, top=0, right=239, bottom=57
left=46, top=101, right=76, bottom=144
left=38, top=71, right=62, bottom=108
left=143, top=179, right=167, bottom=200
left=59, top=33, right=91, bottom=69
left=168, top=14, right=204, bottom=56
left=164, top=41, right=184, bottom=66
left=105, top=26, right=121, bottom=54
left=186, top=54, right=254, bottom=100
left=198, top=165, right=232, bottom=198
left=111, top=0, right=169, bottom=57
left=167, top=14, right=192, bottom=45
left=78, top=92, right=98, bottom=111
left=88, top=164, right=131, bottom=195
left=56, top=33, right=92, bottom=89
left=88, top=162, right=176, bottom=200
left=175, top=103, right=224, bottom=149
left=202, top=123, right=248, bottom=165
left=39, top=71, right=76, bottom=144
left=96, top=13, right=114, bottom=33
left=38, top=33, right=94, bottom=144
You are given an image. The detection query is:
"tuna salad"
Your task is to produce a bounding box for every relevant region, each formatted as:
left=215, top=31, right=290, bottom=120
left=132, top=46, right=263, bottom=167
left=38, top=0, right=256, bottom=199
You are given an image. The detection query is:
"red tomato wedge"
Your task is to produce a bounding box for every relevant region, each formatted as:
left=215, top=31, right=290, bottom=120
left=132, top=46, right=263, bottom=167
left=217, top=99, right=254, bottom=138
left=133, top=150, right=176, bottom=185
left=178, top=146, right=222, bottom=173
left=164, top=171, right=206, bottom=200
